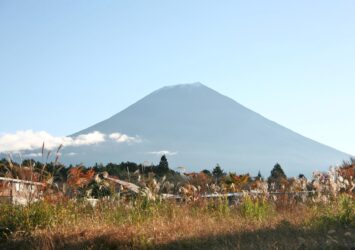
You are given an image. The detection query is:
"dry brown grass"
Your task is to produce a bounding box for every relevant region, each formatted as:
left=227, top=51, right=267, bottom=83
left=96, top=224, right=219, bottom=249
left=1, top=197, right=354, bottom=250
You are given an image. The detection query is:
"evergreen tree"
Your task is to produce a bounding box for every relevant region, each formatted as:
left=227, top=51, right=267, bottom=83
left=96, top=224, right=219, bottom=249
left=212, top=164, right=224, bottom=181
left=159, top=155, right=169, bottom=169
left=256, top=170, right=263, bottom=181
left=201, top=169, right=212, bottom=176
left=268, top=163, right=287, bottom=183
left=156, top=155, right=169, bottom=175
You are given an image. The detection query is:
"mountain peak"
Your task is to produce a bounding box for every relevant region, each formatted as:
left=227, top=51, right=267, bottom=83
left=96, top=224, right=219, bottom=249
left=167, top=82, right=204, bottom=88
left=156, top=82, right=206, bottom=92
left=71, top=83, right=349, bottom=177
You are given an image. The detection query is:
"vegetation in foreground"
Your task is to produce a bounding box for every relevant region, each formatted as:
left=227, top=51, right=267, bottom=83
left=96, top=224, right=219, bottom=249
left=0, top=150, right=354, bottom=249
left=0, top=194, right=354, bottom=249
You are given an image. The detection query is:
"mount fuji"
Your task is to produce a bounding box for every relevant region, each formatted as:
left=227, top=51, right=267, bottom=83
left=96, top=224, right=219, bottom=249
left=56, top=82, right=350, bottom=177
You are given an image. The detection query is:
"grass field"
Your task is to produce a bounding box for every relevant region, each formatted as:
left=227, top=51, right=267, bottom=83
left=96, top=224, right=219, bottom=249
left=0, top=194, right=354, bottom=249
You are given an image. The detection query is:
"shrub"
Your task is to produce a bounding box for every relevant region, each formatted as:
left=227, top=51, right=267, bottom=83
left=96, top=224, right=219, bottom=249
left=307, top=194, right=355, bottom=228
left=240, top=195, right=273, bottom=221
left=0, top=202, right=54, bottom=232
left=338, top=194, right=355, bottom=225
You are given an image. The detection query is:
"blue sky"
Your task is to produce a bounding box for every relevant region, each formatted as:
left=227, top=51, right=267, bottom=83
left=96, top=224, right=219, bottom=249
left=0, top=1, right=354, bottom=155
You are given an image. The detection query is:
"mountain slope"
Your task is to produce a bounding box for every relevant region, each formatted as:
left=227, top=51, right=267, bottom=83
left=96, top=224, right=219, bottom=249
left=68, top=83, right=349, bottom=177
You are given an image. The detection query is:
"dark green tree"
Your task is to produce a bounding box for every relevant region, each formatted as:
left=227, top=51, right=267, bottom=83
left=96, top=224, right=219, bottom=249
left=268, top=163, right=287, bottom=183
left=201, top=169, right=212, bottom=176
left=212, top=164, right=224, bottom=181
left=256, top=170, right=263, bottom=181
left=155, top=155, right=169, bottom=175
left=159, top=155, right=169, bottom=169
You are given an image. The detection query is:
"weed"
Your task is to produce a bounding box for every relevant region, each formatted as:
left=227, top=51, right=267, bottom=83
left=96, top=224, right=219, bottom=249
left=239, top=195, right=273, bottom=221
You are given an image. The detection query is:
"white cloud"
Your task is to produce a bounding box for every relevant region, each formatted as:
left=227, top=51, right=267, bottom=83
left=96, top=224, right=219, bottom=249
left=69, top=131, right=105, bottom=146
left=0, top=130, right=105, bottom=153
left=148, top=150, right=178, bottom=156
left=109, top=133, right=141, bottom=143
left=0, top=130, right=142, bottom=153
left=22, top=153, right=42, bottom=158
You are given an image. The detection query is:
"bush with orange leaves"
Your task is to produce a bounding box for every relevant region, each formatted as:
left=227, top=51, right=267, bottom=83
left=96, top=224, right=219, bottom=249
left=184, top=172, right=212, bottom=192
left=67, top=167, right=96, bottom=197
left=221, top=173, right=250, bottom=192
